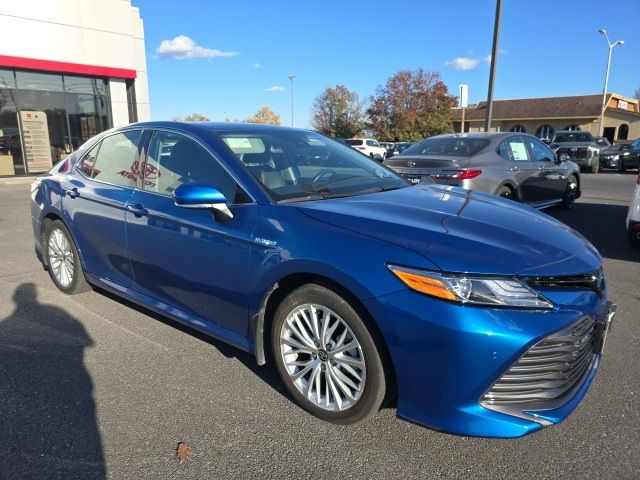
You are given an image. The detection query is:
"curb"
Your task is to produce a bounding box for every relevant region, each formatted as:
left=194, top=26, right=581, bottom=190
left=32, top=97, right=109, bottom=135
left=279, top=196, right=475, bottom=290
left=0, top=176, right=39, bottom=186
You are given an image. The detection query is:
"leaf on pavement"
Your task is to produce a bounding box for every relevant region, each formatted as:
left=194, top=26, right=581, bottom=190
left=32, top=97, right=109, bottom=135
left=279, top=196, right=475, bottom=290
left=176, top=442, right=192, bottom=464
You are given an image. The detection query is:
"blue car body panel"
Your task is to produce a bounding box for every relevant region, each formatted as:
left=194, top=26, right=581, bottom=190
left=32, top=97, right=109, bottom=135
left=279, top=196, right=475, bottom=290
left=30, top=122, right=611, bottom=438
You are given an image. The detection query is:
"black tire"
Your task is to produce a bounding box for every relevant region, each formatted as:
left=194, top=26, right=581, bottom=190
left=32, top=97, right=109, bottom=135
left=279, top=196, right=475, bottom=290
left=616, top=159, right=625, bottom=173
left=628, top=226, right=640, bottom=249
left=43, top=220, right=91, bottom=294
left=271, top=283, right=387, bottom=425
left=559, top=174, right=578, bottom=210
left=496, top=185, right=515, bottom=201
left=369, top=153, right=374, bottom=159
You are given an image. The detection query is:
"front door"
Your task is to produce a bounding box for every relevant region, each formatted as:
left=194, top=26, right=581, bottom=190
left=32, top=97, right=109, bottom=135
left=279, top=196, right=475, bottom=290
left=498, top=136, right=543, bottom=203
left=524, top=136, right=567, bottom=202
left=64, top=129, right=143, bottom=288
left=125, top=129, right=258, bottom=338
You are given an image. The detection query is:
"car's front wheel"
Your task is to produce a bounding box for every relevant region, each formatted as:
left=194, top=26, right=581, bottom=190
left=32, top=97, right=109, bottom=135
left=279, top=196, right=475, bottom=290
left=44, top=220, right=91, bottom=294
left=628, top=225, right=640, bottom=249
left=272, top=283, right=387, bottom=425
left=559, top=175, right=578, bottom=210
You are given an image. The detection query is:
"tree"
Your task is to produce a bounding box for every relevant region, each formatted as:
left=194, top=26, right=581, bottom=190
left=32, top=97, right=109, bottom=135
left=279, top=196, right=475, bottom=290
left=246, top=107, right=281, bottom=125
left=173, top=113, right=210, bottom=121
left=311, top=85, right=365, bottom=138
left=366, top=68, right=456, bottom=141
left=634, top=87, right=640, bottom=101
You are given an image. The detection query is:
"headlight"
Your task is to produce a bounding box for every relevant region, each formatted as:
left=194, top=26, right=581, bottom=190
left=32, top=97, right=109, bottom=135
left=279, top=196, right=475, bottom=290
left=613, top=155, right=620, bottom=161
left=388, top=265, right=553, bottom=309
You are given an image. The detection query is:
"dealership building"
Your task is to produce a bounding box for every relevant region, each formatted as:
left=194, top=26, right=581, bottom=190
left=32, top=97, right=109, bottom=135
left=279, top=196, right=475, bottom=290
left=0, top=0, right=149, bottom=176
left=453, top=93, right=640, bottom=143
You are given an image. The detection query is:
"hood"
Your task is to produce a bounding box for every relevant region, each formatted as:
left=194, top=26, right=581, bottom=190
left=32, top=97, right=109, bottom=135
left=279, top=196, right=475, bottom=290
left=296, top=185, right=600, bottom=276
left=551, top=142, right=595, bottom=149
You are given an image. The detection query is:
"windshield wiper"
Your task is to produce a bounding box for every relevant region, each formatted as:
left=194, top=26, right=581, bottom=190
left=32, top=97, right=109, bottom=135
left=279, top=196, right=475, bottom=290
left=277, top=184, right=407, bottom=204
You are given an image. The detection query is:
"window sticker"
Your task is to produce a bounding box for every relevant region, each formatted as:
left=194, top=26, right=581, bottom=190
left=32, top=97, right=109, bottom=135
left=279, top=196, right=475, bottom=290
left=509, top=142, right=528, bottom=161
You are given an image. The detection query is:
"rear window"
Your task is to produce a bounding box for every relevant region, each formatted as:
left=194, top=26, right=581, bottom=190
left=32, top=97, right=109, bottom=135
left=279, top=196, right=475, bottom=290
left=552, top=132, right=594, bottom=143
left=346, top=139, right=363, bottom=146
left=403, top=137, right=490, bottom=157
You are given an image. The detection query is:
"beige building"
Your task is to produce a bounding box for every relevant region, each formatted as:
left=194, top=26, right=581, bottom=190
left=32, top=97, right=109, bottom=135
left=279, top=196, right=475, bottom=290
left=453, top=93, right=640, bottom=143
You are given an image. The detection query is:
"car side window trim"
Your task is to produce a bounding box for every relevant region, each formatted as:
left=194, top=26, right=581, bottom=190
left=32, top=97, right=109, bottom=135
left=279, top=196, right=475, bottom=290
left=74, top=128, right=144, bottom=189
left=139, top=127, right=257, bottom=205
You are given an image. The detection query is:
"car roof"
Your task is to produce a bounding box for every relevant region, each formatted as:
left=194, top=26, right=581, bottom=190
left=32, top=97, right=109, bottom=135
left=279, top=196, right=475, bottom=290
left=428, top=132, right=521, bottom=141
left=123, top=121, right=313, bottom=135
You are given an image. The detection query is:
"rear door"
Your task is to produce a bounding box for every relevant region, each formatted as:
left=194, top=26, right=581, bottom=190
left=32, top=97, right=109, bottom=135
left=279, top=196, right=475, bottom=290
left=64, top=129, right=143, bottom=287
left=497, top=136, right=542, bottom=203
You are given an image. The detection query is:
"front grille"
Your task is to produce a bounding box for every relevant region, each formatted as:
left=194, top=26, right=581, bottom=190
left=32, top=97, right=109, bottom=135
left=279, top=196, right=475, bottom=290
left=525, top=270, right=605, bottom=298
left=481, top=317, right=597, bottom=406
left=556, top=146, right=588, bottom=160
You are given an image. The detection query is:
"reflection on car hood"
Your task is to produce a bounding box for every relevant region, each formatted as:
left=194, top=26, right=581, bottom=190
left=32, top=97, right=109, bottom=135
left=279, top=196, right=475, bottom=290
left=296, top=185, right=600, bottom=276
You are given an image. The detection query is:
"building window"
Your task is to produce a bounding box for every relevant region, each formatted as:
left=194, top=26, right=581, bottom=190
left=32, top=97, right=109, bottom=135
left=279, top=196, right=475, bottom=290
left=564, top=124, right=581, bottom=131
left=618, top=124, right=629, bottom=140
left=510, top=125, right=526, bottom=133
left=535, top=124, right=555, bottom=142
left=126, top=80, right=138, bottom=123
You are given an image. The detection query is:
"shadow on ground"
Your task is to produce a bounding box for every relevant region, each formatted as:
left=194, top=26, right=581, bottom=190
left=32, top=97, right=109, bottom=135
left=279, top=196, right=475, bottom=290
left=0, top=283, right=105, bottom=480
left=549, top=202, right=638, bottom=262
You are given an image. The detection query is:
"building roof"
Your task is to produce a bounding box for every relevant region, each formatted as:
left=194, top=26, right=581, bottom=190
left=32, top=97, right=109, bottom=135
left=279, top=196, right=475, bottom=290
left=453, top=93, right=640, bottom=121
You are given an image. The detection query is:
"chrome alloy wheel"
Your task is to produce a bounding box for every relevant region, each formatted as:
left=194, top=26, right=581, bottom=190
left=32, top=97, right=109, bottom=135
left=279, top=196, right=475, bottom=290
left=279, top=304, right=366, bottom=411
left=48, top=228, right=75, bottom=288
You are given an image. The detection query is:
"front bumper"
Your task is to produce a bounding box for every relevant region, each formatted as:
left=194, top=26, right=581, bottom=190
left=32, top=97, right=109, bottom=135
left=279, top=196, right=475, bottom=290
left=365, top=287, right=614, bottom=438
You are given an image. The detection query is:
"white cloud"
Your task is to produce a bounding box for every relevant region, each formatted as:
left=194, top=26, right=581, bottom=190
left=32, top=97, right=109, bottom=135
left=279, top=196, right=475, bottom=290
left=156, top=35, right=237, bottom=60
left=253, top=63, right=261, bottom=69
left=265, top=85, right=285, bottom=92
left=445, top=57, right=480, bottom=70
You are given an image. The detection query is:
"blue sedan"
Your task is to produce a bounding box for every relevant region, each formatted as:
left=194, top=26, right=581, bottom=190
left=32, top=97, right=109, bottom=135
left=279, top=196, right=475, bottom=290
left=31, top=122, right=615, bottom=438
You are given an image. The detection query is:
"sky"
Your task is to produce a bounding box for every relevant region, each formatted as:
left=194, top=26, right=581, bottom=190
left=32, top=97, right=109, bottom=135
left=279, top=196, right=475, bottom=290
left=135, top=0, right=640, bottom=128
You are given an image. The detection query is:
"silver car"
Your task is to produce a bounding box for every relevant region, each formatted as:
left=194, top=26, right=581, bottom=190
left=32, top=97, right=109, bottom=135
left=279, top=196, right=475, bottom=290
left=384, top=132, right=581, bottom=209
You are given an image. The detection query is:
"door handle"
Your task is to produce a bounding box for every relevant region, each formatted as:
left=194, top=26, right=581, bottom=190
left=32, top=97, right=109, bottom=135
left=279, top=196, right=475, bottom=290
left=65, top=187, right=79, bottom=198
left=125, top=203, right=148, bottom=216
left=509, top=166, right=519, bottom=172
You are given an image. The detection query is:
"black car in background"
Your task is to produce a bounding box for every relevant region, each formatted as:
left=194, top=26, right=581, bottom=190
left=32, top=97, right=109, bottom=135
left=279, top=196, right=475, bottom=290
left=386, top=142, right=414, bottom=158
left=600, top=139, right=640, bottom=172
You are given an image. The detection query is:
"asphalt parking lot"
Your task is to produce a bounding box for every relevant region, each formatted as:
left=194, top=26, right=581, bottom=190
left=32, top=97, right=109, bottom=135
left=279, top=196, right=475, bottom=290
left=0, top=173, right=638, bottom=480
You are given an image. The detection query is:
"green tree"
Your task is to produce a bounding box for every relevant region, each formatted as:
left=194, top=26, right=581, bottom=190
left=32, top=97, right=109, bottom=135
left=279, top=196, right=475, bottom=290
left=366, top=68, right=456, bottom=141
left=246, top=106, right=281, bottom=125
left=174, top=113, right=210, bottom=121
left=311, top=85, right=364, bottom=138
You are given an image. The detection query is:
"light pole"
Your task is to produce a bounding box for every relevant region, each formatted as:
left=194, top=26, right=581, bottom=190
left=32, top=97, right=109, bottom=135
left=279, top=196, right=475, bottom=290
left=597, top=29, right=624, bottom=138
left=484, top=0, right=502, bottom=133
left=288, top=74, right=296, bottom=127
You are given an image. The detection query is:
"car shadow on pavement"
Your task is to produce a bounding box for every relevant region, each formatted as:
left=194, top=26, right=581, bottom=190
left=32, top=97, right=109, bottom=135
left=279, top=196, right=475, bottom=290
left=549, top=202, right=638, bottom=262
left=95, top=287, right=294, bottom=404
left=0, top=283, right=105, bottom=480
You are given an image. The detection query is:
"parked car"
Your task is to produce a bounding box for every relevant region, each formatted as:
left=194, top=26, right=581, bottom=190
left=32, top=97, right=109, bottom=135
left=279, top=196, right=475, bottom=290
left=386, top=142, right=414, bottom=158
left=31, top=122, right=614, bottom=438
left=600, top=140, right=640, bottom=172
left=345, top=138, right=387, bottom=160
left=384, top=132, right=581, bottom=209
left=627, top=171, right=640, bottom=248
left=595, top=136, right=611, bottom=152
left=549, top=131, right=600, bottom=173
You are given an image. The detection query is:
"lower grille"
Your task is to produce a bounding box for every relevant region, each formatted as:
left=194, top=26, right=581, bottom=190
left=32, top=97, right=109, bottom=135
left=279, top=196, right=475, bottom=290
left=556, top=146, right=588, bottom=160
left=481, top=317, right=597, bottom=406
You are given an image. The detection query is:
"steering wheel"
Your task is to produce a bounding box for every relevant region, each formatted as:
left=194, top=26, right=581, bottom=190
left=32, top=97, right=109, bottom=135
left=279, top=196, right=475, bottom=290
left=312, top=169, right=337, bottom=185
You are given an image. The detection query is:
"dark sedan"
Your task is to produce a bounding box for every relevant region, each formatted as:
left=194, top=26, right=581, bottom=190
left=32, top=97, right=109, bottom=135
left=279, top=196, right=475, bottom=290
left=600, top=139, right=640, bottom=172
left=384, top=132, right=581, bottom=209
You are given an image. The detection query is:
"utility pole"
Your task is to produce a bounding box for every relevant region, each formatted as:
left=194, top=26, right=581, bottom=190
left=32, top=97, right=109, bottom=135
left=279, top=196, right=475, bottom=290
left=597, top=29, right=624, bottom=137
left=484, top=0, right=502, bottom=133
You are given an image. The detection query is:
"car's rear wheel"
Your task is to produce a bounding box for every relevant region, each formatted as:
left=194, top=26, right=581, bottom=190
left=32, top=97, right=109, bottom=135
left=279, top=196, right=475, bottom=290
left=559, top=174, right=578, bottom=210
left=617, top=159, right=625, bottom=172
left=496, top=185, right=515, bottom=201
left=271, top=284, right=386, bottom=425
left=44, top=220, right=91, bottom=294
left=628, top=225, right=640, bottom=249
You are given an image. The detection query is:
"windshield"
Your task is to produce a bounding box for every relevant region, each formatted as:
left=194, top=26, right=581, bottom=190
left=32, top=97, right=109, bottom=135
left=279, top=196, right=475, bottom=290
left=218, top=130, right=408, bottom=202
left=552, top=132, right=594, bottom=143
left=402, top=137, right=490, bottom=157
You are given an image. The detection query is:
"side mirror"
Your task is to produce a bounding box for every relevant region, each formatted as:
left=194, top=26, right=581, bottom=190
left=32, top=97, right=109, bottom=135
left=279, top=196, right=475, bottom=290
left=173, top=183, right=233, bottom=219
left=557, top=153, right=569, bottom=163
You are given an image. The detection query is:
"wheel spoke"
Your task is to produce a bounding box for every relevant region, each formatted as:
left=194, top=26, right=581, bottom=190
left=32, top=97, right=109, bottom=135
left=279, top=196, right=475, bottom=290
left=328, top=365, right=357, bottom=399
left=332, top=339, right=358, bottom=356
left=281, top=336, right=313, bottom=354
left=333, top=353, right=364, bottom=371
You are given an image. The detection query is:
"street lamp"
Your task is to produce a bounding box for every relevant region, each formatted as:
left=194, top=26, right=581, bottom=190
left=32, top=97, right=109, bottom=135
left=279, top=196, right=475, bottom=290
left=288, top=74, right=296, bottom=127
left=597, top=29, right=624, bottom=137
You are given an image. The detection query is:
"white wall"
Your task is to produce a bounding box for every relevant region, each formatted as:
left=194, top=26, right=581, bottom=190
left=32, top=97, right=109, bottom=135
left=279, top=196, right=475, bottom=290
left=0, top=0, right=150, bottom=123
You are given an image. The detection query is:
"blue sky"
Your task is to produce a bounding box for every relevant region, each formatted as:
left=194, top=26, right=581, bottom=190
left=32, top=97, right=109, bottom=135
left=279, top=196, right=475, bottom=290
left=135, top=0, right=640, bottom=128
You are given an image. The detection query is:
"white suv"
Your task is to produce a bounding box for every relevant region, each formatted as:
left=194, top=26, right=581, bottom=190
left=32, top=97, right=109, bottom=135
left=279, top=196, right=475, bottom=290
left=346, top=138, right=387, bottom=160
left=627, top=171, right=640, bottom=248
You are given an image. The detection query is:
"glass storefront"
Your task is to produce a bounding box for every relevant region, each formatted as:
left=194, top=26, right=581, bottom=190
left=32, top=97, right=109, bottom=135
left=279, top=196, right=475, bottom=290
left=0, top=68, right=111, bottom=176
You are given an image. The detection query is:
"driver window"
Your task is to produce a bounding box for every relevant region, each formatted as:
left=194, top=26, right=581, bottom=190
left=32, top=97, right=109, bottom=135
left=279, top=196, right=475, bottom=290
left=525, top=137, right=553, bottom=162
left=144, top=130, right=242, bottom=202
left=498, top=137, right=530, bottom=162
